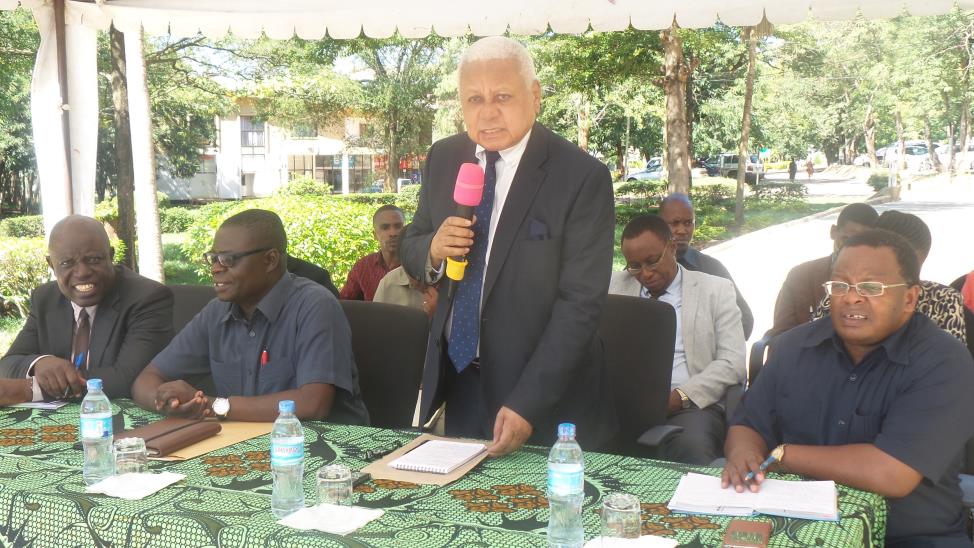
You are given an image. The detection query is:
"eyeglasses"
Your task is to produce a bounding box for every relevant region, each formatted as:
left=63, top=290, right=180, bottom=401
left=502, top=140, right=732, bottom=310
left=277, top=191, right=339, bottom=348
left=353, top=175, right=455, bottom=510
left=203, top=248, right=270, bottom=268
left=625, top=246, right=670, bottom=276
left=822, top=281, right=908, bottom=298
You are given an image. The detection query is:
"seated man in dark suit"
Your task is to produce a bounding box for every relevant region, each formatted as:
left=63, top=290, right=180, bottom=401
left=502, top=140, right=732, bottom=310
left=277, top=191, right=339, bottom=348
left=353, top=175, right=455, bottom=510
left=769, top=202, right=878, bottom=335
left=658, top=193, right=753, bottom=338
left=0, top=215, right=173, bottom=400
left=724, top=229, right=974, bottom=547
left=132, top=209, right=370, bottom=424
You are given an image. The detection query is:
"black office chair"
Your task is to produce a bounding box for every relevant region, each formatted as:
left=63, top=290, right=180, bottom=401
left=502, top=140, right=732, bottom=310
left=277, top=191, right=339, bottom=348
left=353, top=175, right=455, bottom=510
left=599, top=294, right=677, bottom=457
left=339, top=300, right=428, bottom=430
left=167, top=284, right=217, bottom=394
left=169, top=284, right=216, bottom=334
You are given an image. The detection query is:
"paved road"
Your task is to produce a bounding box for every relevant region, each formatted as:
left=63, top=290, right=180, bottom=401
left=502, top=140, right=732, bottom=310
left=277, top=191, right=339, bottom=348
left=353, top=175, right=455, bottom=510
left=706, top=174, right=974, bottom=343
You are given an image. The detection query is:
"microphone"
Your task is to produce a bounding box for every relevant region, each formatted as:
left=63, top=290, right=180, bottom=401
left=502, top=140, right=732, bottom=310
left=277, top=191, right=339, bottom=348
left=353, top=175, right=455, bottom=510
left=445, top=163, right=485, bottom=299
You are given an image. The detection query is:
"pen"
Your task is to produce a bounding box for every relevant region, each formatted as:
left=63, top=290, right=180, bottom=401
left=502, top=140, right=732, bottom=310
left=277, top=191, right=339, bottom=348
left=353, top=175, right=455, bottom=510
left=260, top=350, right=269, bottom=368
left=63, top=352, right=84, bottom=398
left=743, top=452, right=778, bottom=482
left=365, top=440, right=405, bottom=460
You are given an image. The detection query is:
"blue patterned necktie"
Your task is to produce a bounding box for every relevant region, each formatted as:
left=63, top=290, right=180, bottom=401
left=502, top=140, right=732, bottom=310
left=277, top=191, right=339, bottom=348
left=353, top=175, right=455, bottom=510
left=448, top=150, right=501, bottom=372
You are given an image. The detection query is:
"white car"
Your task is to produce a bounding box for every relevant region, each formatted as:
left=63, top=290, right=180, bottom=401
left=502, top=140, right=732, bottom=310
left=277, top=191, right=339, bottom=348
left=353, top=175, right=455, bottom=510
left=626, top=166, right=664, bottom=182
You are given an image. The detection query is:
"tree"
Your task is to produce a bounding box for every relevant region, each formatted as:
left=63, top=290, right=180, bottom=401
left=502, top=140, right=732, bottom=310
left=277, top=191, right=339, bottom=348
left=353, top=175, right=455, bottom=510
left=659, top=27, right=696, bottom=193
left=0, top=9, right=40, bottom=214
left=734, top=26, right=758, bottom=228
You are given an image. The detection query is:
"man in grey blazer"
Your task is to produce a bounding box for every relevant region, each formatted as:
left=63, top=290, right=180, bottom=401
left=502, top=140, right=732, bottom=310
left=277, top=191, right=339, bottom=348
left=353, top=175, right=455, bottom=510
left=0, top=215, right=173, bottom=400
left=610, top=215, right=745, bottom=464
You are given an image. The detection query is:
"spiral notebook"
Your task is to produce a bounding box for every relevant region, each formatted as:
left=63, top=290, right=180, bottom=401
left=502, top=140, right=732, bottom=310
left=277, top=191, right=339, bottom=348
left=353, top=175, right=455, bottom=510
left=387, top=439, right=487, bottom=474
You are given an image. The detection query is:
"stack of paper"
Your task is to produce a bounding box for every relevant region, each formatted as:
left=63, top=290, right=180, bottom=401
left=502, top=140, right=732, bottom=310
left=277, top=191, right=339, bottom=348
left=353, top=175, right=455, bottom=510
left=387, top=440, right=486, bottom=474
left=667, top=473, right=838, bottom=521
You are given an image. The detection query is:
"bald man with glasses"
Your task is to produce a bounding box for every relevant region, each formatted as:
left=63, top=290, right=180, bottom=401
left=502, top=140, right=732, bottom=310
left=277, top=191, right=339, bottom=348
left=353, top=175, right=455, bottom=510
left=723, top=229, right=974, bottom=547
left=132, top=209, right=369, bottom=425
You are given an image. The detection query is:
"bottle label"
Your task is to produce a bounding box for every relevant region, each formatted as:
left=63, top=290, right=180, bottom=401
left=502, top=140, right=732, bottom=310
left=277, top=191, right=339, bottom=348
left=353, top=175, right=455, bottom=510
left=547, top=464, right=584, bottom=497
left=80, top=413, right=112, bottom=440
left=271, top=436, right=305, bottom=466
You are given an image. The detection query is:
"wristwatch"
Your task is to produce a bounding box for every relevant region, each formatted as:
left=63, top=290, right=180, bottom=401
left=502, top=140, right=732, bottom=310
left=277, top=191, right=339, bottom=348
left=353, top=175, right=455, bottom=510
left=771, top=443, right=786, bottom=465
left=212, top=397, right=230, bottom=420
left=675, top=388, right=692, bottom=409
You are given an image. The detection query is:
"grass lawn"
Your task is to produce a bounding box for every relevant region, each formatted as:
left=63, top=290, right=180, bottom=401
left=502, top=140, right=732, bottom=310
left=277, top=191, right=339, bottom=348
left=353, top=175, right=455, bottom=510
left=163, top=233, right=207, bottom=285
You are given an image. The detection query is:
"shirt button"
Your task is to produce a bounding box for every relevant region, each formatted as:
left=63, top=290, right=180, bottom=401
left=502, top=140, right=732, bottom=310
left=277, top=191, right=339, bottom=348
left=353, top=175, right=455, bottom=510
left=249, top=331, right=256, bottom=337
left=838, top=420, right=846, bottom=427
left=848, top=374, right=857, bottom=382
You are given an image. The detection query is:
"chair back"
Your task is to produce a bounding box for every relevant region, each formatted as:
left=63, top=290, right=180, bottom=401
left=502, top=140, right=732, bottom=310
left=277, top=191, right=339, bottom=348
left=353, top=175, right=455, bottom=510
left=169, top=284, right=216, bottom=334
left=599, top=294, right=676, bottom=456
left=339, top=300, right=428, bottom=429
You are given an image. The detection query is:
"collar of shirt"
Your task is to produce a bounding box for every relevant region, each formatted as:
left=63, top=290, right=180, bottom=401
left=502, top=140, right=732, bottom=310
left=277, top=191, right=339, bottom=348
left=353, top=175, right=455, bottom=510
left=223, top=272, right=293, bottom=324
left=474, top=129, right=532, bottom=245
left=367, top=251, right=392, bottom=271
left=388, top=265, right=411, bottom=287
left=801, top=311, right=917, bottom=366
left=70, top=302, right=97, bottom=324
left=640, top=264, right=684, bottom=299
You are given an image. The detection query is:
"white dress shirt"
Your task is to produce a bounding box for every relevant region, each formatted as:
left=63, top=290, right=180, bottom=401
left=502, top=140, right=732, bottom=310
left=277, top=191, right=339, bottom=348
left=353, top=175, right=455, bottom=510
left=640, top=265, right=689, bottom=389
left=441, top=130, right=533, bottom=347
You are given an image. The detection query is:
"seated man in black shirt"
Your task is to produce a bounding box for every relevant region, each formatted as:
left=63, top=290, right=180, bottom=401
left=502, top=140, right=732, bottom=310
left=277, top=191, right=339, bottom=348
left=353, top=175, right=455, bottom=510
left=723, top=229, right=974, bottom=547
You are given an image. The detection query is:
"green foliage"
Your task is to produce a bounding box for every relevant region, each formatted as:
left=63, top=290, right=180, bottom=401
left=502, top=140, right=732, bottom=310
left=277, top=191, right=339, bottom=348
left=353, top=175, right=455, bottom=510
left=0, top=215, right=43, bottom=238
left=615, top=181, right=667, bottom=202
left=184, top=196, right=378, bottom=285
left=395, top=184, right=422, bottom=216
left=0, top=315, right=25, bottom=355
left=0, top=10, right=40, bottom=213
left=0, top=238, right=48, bottom=317
left=867, top=169, right=891, bottom=191
left=750, top=183, right=808, bottom=203
left=274, top=176, right=331, bottom=197
left=95, top=192, right=171, bottom=224
left=331, top=193, right=397, bottom=206
left=160, top=207, right=200, bottom=234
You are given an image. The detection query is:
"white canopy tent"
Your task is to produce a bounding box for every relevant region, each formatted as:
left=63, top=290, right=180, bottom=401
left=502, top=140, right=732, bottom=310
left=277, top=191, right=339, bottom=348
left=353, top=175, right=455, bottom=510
left=1, top=0, right=972, bottom=278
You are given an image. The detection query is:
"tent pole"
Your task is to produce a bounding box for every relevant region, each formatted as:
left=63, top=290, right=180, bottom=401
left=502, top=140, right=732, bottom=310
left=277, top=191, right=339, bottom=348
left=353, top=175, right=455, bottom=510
left=54, top=0, right=74, bottom=214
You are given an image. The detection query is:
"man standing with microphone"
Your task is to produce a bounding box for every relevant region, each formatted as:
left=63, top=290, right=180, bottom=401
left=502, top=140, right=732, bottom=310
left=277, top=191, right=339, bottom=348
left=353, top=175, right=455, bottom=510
left=401, top=36, right=617, bottom=456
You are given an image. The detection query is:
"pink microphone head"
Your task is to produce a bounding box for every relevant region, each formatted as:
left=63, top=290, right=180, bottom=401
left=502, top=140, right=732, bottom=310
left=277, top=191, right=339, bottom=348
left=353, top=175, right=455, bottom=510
left=453, top=163, right=485, bottom=207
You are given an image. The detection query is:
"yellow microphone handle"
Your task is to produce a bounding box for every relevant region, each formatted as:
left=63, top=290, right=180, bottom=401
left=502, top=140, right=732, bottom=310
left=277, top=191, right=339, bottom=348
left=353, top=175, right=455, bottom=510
left=446, top=257, right=467, bottom=282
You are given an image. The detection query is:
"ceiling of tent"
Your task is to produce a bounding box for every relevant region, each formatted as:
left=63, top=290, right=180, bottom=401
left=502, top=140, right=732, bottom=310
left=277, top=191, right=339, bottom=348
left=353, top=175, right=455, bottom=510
left=3, top=0, right=974, bottom=39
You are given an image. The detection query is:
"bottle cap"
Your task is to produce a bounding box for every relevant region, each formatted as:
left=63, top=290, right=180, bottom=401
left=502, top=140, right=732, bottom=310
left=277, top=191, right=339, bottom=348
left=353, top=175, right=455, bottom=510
left=278, top=400, right=295, bottom=414
left=86, top=378, right=102, bottom=391
left=557, top=423, right=576, bottom=438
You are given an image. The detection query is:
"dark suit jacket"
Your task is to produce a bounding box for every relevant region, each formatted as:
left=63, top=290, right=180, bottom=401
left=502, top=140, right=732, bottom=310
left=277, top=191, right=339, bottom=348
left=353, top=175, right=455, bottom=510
left=400, top=123, right=618, bottom=448
left=287, top=255, right=339, bottom=298
left=0, top=265, right=174, bottom=399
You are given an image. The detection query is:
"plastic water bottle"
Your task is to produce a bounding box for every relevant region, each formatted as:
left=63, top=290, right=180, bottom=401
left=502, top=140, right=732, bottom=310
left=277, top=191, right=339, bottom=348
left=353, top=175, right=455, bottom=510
left=79, top=378, right=113, bottom=485
left=271, top=400, right=305, bottom=517
left=547, top=423, right=584, bottom=548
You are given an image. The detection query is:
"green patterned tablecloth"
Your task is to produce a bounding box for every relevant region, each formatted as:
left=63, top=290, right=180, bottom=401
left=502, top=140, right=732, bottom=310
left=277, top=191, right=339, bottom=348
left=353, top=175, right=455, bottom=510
left=0, top=401, right=886, bottom=547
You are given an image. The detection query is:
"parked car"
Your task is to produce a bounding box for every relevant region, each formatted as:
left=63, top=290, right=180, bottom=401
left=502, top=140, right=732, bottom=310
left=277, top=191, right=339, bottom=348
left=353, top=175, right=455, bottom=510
left=626, top=165, right=664, bottom=182
left=696, top=157, right=720, bottom=177
left=717, top=153, right=764, bottom=184
left=645, top=156, right=662, bottom=170
left=884, top=144, right=932, bottom=171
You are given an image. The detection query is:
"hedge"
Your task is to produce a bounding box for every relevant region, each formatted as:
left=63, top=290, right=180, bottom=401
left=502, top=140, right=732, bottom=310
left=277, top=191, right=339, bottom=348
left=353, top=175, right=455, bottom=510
left=184, top=195, right=379, bottom=287
left=0, top=215, right=44, bottom=238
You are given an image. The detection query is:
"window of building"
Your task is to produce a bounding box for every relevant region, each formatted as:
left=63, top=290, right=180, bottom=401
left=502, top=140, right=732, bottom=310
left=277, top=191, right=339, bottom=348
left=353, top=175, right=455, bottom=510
left=288, top=155, right=315, bottom=179
left=240, top=116, right=266, bottom=159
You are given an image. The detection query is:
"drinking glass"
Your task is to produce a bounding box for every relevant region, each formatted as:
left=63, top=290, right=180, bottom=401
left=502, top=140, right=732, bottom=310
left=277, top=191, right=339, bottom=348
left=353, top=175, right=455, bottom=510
left=601, top=492, right=641, bottom=539
left=317, top=464, right=353, bottom=505
left=114, top=437, right=148, bottom=475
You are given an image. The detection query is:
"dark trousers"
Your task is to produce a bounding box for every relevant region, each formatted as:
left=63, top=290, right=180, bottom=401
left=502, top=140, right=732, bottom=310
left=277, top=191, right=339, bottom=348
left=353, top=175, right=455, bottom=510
left=442, top=357, right=492, bottom=440
left=658, top=405, right=726, bottom=466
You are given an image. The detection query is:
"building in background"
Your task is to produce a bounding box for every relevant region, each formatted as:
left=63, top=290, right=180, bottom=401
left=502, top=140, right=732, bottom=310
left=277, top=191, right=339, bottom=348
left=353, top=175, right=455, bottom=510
left=158, top=99, right=414, bottom=200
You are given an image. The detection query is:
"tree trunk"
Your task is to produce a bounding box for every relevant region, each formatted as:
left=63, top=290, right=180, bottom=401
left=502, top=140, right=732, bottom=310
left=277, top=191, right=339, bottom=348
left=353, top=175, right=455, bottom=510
left=384, top=114, right=398, bottom=193
left=660, top=27, right=692, bottom=195
left=621, top=115, right=630, bottom=180
left=124, top=28, right=164, bottom=282
left=923, top=114, right=943, bottom=173
left=961, top=96, right=971, bottom=172
left=734, top=27, right=757, bottom=229
left=110, top=24, right=136, bottom=269
left=895, top=110, right=907, bottom=173
left=576, top=96, right=591, bottom=152
left=864, top=105, right=878, bottom=168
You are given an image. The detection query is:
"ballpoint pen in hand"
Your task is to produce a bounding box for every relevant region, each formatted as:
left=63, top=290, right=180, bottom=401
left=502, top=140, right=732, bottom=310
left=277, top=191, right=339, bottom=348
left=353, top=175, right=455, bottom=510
left=744, top=444, right=785, bottom=482
left=63, top=352, right=84, bottom=399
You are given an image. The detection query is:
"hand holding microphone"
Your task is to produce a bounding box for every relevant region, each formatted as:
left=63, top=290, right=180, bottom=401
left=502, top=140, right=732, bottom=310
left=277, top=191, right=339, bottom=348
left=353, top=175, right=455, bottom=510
left=428, top=163, right=485, bottom=266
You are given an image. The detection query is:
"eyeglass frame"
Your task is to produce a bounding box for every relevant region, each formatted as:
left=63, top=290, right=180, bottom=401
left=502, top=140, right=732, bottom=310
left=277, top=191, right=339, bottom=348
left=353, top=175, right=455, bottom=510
left=625, top=245, right=672, bottom=277
left=203, top=248, right=271, bottom=268
left=822, top=280, right=909, bottom=298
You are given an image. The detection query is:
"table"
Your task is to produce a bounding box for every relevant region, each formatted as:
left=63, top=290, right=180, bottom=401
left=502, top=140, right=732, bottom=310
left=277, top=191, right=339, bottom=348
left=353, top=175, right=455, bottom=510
left=0, top=400, right=886, bottom=547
